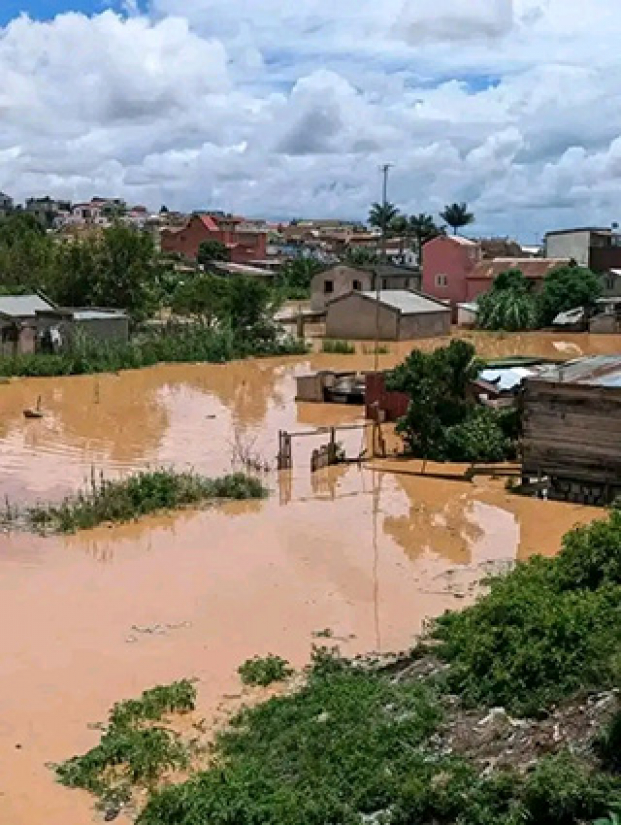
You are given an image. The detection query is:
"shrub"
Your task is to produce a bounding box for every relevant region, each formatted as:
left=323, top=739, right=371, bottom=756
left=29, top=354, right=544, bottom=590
left=433, top=509, right=621, bottom=715
left=238, top=654, right=293, bottom=687
left=442, top=407, right=513, bottom=463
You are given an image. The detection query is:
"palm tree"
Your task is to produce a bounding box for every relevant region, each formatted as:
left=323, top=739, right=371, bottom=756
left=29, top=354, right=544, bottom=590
left=439, top=202, right=475, bottom=235
left=408, top=213, right=442, bottom=262
left=368, top=202, right=399, bottom=232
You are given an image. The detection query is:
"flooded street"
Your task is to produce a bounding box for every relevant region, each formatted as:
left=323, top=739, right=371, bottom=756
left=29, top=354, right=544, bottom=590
left=0, top=331, right=616, bottom=824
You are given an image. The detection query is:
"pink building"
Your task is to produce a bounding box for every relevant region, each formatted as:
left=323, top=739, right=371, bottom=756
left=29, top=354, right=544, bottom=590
left=421, top=235, right=481, bottom=307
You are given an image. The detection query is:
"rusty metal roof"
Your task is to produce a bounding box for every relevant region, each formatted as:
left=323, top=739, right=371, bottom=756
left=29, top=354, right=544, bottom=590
left=534, top=356, right=621, bottom=387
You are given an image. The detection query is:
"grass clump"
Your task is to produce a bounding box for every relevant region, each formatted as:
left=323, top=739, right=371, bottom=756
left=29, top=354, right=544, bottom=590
left=55, top=680, right=197, bottom=814
left=21, top=469, right=267, bottom=533
left=321, top=338, right=356, bottom=354
left=238, top=654, right=293, bottom=687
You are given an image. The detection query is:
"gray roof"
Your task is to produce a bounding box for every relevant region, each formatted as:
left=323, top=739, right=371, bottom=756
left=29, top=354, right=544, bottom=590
left=0, top=294, right=55, bottom=319
left=359, top=290, right=449, bottom=314
left=534, top=356, right=621, bottom=388
left=72, top=309, right=128, bottom=321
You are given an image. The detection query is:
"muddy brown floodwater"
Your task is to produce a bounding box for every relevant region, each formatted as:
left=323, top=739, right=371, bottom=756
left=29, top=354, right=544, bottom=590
left=0, top=331, right=615, bottom=824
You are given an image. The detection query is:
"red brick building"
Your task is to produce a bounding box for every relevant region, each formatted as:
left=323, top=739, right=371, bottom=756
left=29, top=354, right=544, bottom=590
left=161, top=214, right=267, bottom=264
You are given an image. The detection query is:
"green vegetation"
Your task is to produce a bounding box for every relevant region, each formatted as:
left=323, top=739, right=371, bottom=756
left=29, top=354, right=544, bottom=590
left=387, top=339, right=516, bottom=462
left=433, top=508, right=621, bottom=715
left=321, top=338, right=356, bottom=354
left=0, top=321, right=308, bottom=378
left=477, top=268, right=538, bottom=331
left=55, top=680, right=197, bottom=813
left=197, top=239, right=229, bottom=264
left=439, top=201, right=475, bottom=234
left=59, top=512, right=621, bottom=824
left=274, top=258, right=324, bottom=299
left=362, top=343, right=391, bottom=355
left=238, top=654, right=294, bottom=687
left=14, top=470, right=267, bottom=533
left=368, top=201, right=400, bottom=231
left=538, top=263, right=601, bottom=325
left=477, top=264, right=601, bottom=331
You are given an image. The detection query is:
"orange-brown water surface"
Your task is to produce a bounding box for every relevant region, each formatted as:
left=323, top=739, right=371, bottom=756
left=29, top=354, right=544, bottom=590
left=0, top=331, right=615, bottom=824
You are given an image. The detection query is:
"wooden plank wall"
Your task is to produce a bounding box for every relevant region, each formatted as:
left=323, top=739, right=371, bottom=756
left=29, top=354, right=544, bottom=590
left=522, top=380, right=621, bottom=483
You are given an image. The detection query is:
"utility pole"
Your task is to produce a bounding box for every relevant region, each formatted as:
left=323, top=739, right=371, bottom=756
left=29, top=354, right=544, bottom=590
left=374, top=163, right=393, bottom=373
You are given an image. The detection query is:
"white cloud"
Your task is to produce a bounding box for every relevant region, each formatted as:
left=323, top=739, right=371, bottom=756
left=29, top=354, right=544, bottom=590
left=0, top=1, right=620, bottom=236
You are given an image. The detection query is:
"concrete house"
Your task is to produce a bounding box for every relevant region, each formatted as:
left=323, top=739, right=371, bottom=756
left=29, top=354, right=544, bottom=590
left=325, top=290, right=450, bottom=341
left=161, top=214, right=268, bottom=265
left=310, top=264, right=421, bottom=312
left=465, top=258, right=571, bottom=301
left=421, top=235, right=480, bottom=306
left=545, top=227, right=621, bottom=296
left=36, top=308, right=130, bottom=350
left=0, top=293, right=56, bottom=357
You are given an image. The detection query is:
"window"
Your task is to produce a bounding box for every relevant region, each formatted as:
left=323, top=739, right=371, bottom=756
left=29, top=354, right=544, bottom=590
left=435, top=274, right=449, bottom=288
left=607, top=274, right=616, bottom=290
left=353, top=279, right=362, bottom=290
left=324, top=280, right=334, bottom=294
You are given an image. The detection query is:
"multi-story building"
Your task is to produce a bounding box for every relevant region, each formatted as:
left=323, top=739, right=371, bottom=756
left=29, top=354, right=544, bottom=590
left=160, top=213, right=267, bottom=264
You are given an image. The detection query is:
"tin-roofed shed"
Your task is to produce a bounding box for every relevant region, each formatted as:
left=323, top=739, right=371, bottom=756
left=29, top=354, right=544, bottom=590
left=0, top=292, right=56, bottom=357
left=325, top=290, right=450, bottom=340
left=522, top=356, right=621, bottom=503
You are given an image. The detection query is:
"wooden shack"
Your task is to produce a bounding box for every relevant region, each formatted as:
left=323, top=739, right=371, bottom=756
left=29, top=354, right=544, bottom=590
left=522, top=356, right=621, bottom=504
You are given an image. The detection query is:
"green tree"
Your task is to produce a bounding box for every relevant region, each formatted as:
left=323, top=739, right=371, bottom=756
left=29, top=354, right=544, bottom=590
left=537, top=264, right=601, bottom=326
left=223, top=276, right=274, bottom=333
left=197, top=240, right=229, bottom=265
left=477, top=268, right=538, bottom=331
left=0, top=212, right=55, bottom=291
left=368, top=202, right=399, bottom=232
left=439, top=202, right=475, bottom=235
left=171, top=274, right=227, bottom=325
left=408, top=213, right=443, bottom=261
left=53, top=224, right=161, bottom=320
left=387, top=340, right=479, bottom=457
left=276, top=259, right=323, bottom=297
left=344, top=246, right=379, bottom=266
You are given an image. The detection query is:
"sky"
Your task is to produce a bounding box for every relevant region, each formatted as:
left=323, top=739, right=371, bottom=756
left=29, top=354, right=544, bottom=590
left=1, top=1, right=621, bottom=240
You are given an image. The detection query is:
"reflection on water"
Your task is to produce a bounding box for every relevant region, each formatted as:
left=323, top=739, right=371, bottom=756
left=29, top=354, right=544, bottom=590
left=0, top=332, right=612, bottom=825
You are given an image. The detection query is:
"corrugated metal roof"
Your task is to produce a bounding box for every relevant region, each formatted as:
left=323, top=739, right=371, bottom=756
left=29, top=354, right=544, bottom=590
left=72, top=310, right=127, bottom=321
left=469, top=258, right=570, bottom=281
left=534, top=356, right=621, bottom=387
left=0, top=294, right=54, bottom=318
left=360, top=290, right=448, bottom=314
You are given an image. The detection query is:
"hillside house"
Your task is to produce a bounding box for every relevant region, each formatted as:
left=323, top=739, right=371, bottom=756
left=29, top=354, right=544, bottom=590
left=161, top=214, right=267, bottom=264
left=311, top=264, right=421, bottom=312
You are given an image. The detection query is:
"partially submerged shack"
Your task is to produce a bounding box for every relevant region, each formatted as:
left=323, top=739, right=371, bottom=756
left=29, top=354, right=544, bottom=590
left=0, top=293, right=56, bottom=357
left=36, top=307, right=129, bottom=350
left=522, top=356, right=621, bottom=503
